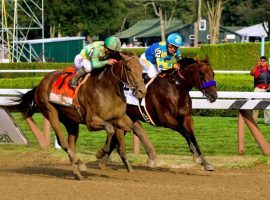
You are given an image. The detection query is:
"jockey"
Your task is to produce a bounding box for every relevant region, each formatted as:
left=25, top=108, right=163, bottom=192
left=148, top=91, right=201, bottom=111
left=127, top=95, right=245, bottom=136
left=140, top=33, right=182, bottom=79
left=69, top=36, right=121, bottom=89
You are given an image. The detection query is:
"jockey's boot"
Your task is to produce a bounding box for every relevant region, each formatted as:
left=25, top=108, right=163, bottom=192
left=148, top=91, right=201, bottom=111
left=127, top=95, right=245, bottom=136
left=69, top=67, right=87, bottom=90
left=142, top=73, right=151, bottom=84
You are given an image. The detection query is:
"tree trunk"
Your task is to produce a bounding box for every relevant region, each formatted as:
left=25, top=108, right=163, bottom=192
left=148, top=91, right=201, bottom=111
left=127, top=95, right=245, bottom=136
left=194, top=0, right=202, bottom=47
left=159, top=8, right=166, bottom=41
left=206, top=0, right=225, bottom=44
left=50, top=25, right=55, bottom=38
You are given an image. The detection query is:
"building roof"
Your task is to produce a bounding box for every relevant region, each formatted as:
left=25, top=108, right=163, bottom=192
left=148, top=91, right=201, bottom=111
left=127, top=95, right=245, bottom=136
left=236, top=23, right=268, bottom=37
left=135, top=19, right=185, bottom=38
left=221, top=26, right=244, bottom=34
left=115, top=19, right=159, bottom=39
left=16, top=37, right=85, bottom=44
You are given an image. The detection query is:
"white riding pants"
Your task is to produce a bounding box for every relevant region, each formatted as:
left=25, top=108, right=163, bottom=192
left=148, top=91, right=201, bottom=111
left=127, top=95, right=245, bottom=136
left=74, top=54, right=92, bottom=73
left=139, top=53, right=159, bottom=78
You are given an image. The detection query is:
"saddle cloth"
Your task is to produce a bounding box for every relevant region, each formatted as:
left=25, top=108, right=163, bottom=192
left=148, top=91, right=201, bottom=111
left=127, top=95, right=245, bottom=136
left=124, top=76, right=156, bottom=125
left=49, top=67, right=80, bottom=107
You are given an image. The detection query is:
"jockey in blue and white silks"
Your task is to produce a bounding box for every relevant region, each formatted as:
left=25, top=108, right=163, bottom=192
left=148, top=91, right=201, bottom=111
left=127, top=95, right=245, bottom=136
left=140, top=33, right=182, bottom=78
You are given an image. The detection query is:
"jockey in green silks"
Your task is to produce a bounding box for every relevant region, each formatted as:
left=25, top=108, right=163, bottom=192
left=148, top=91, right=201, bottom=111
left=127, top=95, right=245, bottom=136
left=69, top=36, right=121, bottom=90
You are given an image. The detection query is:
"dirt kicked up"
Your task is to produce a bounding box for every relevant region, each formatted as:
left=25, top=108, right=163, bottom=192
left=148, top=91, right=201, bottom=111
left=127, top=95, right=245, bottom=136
left=0, top=148, right=269, bottom=200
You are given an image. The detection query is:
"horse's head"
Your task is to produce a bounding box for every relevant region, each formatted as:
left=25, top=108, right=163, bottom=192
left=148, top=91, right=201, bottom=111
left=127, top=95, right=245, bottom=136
left=178, top=57, right=218, bottom=103
left=113, top=52, right=146, bottom=99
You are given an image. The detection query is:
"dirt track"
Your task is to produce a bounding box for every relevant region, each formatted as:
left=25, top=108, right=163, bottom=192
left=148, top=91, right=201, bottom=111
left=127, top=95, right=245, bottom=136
left=0, top=149, right=269, bottom=200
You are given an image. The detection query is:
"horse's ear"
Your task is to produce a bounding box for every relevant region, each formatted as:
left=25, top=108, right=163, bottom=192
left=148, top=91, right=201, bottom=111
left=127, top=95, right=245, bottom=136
left=120, top=52, right=128, bottom=60
left=194, top=56, right=200, bottom=62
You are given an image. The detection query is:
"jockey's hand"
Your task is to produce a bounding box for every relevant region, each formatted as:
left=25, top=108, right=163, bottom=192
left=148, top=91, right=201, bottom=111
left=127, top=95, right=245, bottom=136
left=107, top=59, right=118, bottom=65
left=173, top=63, right=180, bottom=69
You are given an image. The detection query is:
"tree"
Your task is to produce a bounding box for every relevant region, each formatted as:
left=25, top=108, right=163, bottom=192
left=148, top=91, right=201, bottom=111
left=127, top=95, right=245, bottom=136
left=227, top=0, right=270, bottom=40
left=44, top=0, right=127, bottom=39
left=205, top=0, right=228, bottom=44
left=143, top=0, right=179, bottom=41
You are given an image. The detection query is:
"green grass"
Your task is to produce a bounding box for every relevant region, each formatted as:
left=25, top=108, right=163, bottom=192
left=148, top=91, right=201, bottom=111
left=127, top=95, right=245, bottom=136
left=3, top=113, right=270, bottom=157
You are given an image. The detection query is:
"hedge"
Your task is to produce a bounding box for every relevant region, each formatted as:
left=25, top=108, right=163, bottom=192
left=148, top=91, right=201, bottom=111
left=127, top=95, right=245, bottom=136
left=198, top=42, right=270, bottom=70
left=122, top=47, right=200, bottom=58
left=0, top=63, right=72, bottom=78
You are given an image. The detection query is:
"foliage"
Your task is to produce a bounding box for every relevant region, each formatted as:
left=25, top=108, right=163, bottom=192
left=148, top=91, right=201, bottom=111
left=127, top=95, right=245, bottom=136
left=43, top=0, right=127, bottom=38
left=122, top=47, right=200, bottom=57
left=198, top=42, right=268, bottom=70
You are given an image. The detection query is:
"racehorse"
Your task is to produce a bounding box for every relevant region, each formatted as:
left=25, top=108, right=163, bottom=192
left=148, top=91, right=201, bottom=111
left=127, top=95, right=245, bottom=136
left=96, top=57, right=218, bottom=171
left=11, top=52, right=149, bottom=180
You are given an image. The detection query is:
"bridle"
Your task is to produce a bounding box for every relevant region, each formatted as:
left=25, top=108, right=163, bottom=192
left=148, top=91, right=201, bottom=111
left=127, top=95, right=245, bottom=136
left=175, top=62, right=216, bottom=94
left=110, top=56, right=141, bottom=91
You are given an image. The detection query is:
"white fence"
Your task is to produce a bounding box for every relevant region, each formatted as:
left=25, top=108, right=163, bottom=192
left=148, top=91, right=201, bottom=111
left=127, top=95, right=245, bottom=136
left=2, top=89, right=270, bottom=110
left=1, top=69, right=270, bottom=155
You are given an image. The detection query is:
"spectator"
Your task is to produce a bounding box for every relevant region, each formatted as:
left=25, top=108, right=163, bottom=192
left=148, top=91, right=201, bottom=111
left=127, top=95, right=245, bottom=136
left=250, top=56, right=270, bottom=124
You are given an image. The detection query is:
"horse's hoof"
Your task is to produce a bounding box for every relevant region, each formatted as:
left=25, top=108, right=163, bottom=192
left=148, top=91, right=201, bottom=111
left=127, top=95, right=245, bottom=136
left=97, top=160, right=108, bottom=170
left=72, top=166, right=84, bottom=180
left=95, top=149, right=105, bottom=159
left=147, top=159, right=157, bottom=168
left=204, top=164, right=215, bottom=171
left=78, top=163, right=87, bottom=172
left=128, top=167, right=135, bottom=173
left=193, top=156, right=203, bottom=165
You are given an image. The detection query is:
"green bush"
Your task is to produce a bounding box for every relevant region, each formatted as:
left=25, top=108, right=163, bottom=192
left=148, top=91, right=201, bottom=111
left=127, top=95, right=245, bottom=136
left=0, top=63, right=72, bottom=78
left=198, top=42, right=270, bottom=70
left=122, top=47, right=200, bottom=58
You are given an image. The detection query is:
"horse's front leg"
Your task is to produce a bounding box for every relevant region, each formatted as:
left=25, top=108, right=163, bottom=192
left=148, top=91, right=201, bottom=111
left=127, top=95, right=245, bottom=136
left=183, top=115, right=215, bottom=171
left=160, top=111, right=214, bottom=171
left=86, top=115, right=115, bottom=153
left=97, top=115, right=157, bottom=170
left=132, top=121, right=156, bottom=167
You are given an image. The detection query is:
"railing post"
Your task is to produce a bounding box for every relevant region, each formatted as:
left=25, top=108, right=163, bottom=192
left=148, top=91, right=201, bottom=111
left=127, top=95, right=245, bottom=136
left=238, top=111, right=245, bottom=155
left=240, top=110, right=270, bottom=156
left=25, top=116, right=50, bottom=149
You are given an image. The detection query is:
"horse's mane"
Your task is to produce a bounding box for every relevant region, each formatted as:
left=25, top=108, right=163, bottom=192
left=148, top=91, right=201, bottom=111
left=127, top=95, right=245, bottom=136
left=108, top=51, right=137, bottom=61
left=178, top=57, right=197, bottom=69
left=90, top=51, right=137, bottom=75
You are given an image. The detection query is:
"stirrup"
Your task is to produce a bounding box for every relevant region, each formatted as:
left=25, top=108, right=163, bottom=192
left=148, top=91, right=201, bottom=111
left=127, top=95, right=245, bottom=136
left=69, top=78, right=78, bottom=90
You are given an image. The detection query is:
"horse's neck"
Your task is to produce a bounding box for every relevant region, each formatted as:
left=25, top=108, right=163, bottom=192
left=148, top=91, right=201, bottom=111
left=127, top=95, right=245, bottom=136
left=179, top=65, right=199, bottom=91
left=98, top=66, right=124, bottom=96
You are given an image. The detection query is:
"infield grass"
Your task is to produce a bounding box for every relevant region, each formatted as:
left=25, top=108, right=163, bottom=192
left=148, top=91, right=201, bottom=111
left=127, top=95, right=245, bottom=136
left=4, top=113, right=270, bottom=157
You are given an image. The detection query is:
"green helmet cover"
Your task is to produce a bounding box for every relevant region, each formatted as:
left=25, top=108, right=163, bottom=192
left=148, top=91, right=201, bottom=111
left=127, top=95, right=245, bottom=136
left=104, top=36, right=121, bottom=51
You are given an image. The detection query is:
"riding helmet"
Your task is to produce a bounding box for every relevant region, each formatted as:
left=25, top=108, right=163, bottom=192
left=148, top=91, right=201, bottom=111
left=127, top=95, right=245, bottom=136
left=104, top=36, right=121, bottom=51
left=167, top=33, right=182, bottom=48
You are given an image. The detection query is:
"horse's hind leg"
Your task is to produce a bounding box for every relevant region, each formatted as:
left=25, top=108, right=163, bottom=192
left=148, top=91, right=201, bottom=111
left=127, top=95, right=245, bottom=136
left=39, top=103, right=83, bottom=180
left=61, top=116, right=87, bottom=172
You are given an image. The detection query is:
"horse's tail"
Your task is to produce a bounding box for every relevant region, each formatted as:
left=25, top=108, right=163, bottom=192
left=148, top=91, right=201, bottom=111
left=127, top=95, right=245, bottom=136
left=8, top=86, right=38, bottom=119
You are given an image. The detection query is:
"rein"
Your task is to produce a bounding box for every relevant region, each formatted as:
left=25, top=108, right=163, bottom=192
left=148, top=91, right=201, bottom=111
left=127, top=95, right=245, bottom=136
left=110, top=56, right=137, bottom=90
left=176, top=63, right=216, bottom=91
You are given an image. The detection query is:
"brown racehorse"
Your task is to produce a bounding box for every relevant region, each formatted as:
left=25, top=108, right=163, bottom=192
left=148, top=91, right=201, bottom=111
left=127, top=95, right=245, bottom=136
left=11, top=52, right=148, bottom=180
left=96, top=57, right=218, bottom=171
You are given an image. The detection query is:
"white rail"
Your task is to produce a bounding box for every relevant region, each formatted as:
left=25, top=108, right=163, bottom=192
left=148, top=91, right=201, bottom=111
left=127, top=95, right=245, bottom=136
left=1, top=89, right=270, bottom=110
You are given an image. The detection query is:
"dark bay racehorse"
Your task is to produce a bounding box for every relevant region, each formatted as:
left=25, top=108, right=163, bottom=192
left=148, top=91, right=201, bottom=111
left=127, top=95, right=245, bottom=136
left=11, top=52, right=148, bottom=179
left=97, top=57, right=218, bottom=171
